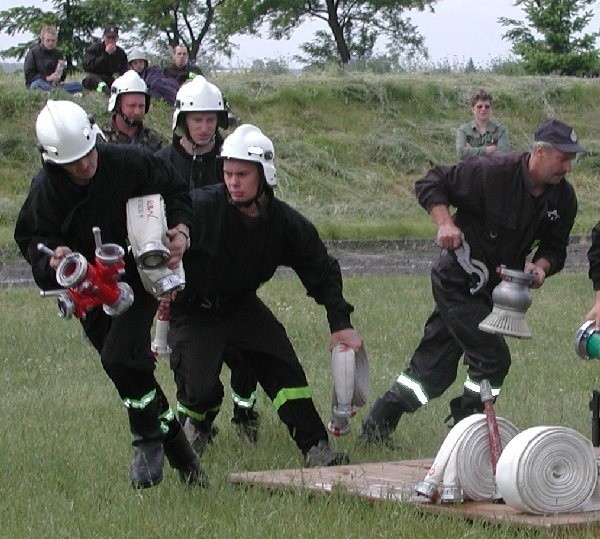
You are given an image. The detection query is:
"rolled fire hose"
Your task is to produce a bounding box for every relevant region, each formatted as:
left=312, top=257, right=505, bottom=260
left=496, top=426, right=598, bottom=514
left=415, top=414, right=520, bottom=503
left=327, top=345, right=369, bottom=436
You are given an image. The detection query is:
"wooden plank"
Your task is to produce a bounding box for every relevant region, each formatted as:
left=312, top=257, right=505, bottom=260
left=229, top=459, right=600, bottom=531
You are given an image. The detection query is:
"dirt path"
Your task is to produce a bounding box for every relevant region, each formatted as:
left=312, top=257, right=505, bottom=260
left=2, top=237, right=592, bottom=288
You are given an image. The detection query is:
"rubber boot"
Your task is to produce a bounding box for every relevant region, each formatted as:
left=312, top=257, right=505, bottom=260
left=128, top=403, right=164, bottom=489
left=231, top=404, right=260, bottom=444
left=358, top=383, right=408, bottom=445
left=182, top=417, right=219, bottom=458
left=446, top=395, right=485, bottom=428
left=164, top=428, right=208, bottom=487
left=304, top=440, right=349, bottom=467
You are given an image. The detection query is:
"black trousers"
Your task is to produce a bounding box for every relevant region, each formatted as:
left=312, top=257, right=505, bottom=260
left=168, top=295, right=328, bottom=454
left=80, top=274, right=177, bottom=436
left=223, top=347, right=258, bottom=411
left=402, top=250, right=511, bottom=411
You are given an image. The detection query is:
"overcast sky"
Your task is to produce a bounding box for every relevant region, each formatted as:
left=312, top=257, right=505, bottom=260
left=2, top=0, right=600, bottom=67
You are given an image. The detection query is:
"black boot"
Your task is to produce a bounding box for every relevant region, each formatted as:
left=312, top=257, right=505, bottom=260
left=446, top=395, right=485, bottom=428
left=127, top=403, right=164, bottom=489
left=358, top=382, right=410, bottom=445
left=182, top=417, right=218, bottom=458
left=164, top=428, right=208, bottom=487
left=304, top=440, right=349, bottom=467
left=231, top=405, right=260, bottom=443
left=359, top=397, right=403, bottom=444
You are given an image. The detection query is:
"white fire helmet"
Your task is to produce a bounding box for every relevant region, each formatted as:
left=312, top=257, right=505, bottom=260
left=108, top=70, right=150, bottom=113
left=127, top=47, right=147, bottom=64
left=36, top=100, right=104, bottom=165
left=172, top=75, right=229, bottom=131
left=220, top=124, right=276, bottom=187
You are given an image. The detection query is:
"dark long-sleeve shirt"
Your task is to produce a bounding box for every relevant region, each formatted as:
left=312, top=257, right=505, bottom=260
left=24, top=44, right=65, bottom=87
left=83, top=41, right=128, bottom=81
left=163, top=63, right=203, bottom=86
left=587, top=222, right=600, bottom=290
left=178, top=184, right=354, bottom=332
left=155, top=132, right=224, bottom=190
left=14, top=144, right=192, bottom=291
left=415, top=152, right=577, bottom=284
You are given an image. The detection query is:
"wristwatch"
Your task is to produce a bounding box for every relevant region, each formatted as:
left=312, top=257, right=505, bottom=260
left=176, top=229, right=191, bottom=249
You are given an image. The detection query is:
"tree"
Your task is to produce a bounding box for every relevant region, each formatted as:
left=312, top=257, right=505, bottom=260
left=131, top=0, right=232, bottom=66
left=219, top=0, right=437, bottom=66
left=0, top=0, right=135, bottom=69
left=499, top=0, right=600, bottom=76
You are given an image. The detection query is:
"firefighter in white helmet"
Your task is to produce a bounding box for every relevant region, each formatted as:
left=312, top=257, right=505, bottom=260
left=157, top=77, right=261, bottom=443
left=156, top=75, right=229, bottom=189
left=168, top=124, right=363, bottom=467
left=14, top=100, right=203, bottom=489
left=101, top=69, right=164, bottom=152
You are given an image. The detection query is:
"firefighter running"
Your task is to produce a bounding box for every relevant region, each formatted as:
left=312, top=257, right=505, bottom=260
left=169, top=124, right=363, bottom=468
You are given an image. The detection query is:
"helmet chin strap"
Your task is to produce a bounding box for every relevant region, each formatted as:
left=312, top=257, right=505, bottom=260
left=118, top=111, right=142, bottom=128
left=226, top=177, right=268, bottom=218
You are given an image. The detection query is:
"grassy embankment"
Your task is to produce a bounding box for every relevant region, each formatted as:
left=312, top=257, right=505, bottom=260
left=1, top=69, right=600, bottom=248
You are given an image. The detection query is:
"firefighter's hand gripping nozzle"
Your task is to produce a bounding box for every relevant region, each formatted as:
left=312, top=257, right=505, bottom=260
left=126, top=194, right=185, bottom=298
left=37, top=227, right=134, bottom=319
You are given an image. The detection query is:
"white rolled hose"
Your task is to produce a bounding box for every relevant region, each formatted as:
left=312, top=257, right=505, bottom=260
left=416, top=414, right=520, bottom=502
left=327, top=345, right=369, bottom=436
left=496, top=426, right=598, bottom=514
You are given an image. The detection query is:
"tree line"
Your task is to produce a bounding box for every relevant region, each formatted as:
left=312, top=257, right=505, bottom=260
left=0, top=0, right=598, bottom=75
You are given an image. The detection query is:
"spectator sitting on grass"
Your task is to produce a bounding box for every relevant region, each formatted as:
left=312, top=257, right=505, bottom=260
left=24, top=25, right=83, bottom=95
left=128, top=48, right=179, bottom=106
left=81, top=25, right=128, bottom=94
left=163, top=44, right=203, bottom=86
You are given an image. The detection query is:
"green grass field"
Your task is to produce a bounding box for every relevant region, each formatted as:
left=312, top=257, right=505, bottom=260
left=2, top=271, right=600, bottom=538
left=3, top=67, right=600, bottom=537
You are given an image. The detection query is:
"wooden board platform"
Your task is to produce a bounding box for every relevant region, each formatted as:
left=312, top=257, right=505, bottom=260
left=229, top=458, right=600, bottom=531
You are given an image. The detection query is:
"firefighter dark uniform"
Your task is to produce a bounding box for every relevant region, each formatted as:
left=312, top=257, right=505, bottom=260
left=101, top=118, right=164, bottom=152
left=156, top=132, right=224, bottom=190
left=14, top=133, right=201, bottom=487
left=361, top=137, right=579, bottom=442
left=169, top=183, right=355, bottom=459
left=588, top=222, right=600, bottom=287
left=158, top=77, right=260, bottom=435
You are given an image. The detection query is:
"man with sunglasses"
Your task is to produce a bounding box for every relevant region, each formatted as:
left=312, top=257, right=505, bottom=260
left=456, top=89, right=510, bottom=160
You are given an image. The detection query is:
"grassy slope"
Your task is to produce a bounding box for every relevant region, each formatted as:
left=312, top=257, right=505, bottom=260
left=1, top=70, right=600, bottom=248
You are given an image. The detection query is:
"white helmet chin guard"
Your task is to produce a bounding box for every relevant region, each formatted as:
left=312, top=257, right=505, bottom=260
left=108, top=70, right=150, bottom=113
left=172, top=75, right=229, bottom=131
left=36, top=100, right=104, bottom=165
left=219, top=124, right=276, bottom=187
